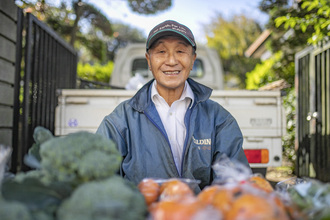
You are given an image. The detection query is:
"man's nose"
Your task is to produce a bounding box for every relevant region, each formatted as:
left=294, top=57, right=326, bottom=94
left=165, top=52, right=178, bottom=65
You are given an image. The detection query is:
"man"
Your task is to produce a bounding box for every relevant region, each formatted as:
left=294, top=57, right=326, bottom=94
left=96, top=20, right=249, bottom=190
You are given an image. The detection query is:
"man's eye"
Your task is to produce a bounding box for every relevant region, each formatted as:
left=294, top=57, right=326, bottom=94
left=177, top=49, right=187, bottom=53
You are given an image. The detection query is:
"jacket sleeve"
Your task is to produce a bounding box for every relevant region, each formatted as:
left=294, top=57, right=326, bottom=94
left=96, top=115, right=128, bottom=157
left=213, top=113, right=250, bottom=168
left=96, top=114, right=128, bottom=177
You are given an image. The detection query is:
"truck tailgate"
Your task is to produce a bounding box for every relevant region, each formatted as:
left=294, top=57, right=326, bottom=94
left=55, top=89, right=285, bottom=167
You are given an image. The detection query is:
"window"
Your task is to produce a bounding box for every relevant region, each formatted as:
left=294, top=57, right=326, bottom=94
left=132, top=59, right=149, bottom=77
left=190, top=59, right=204, bottom=78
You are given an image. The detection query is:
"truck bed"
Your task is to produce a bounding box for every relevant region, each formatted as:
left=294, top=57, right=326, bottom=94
left=55, top=89, right=285, bottom=168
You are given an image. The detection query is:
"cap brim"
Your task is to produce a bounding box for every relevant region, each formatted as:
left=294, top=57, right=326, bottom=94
left=146, top=30, right=195, bottom=50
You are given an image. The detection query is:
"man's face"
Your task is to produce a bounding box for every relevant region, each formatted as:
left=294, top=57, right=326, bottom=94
left=145, top=36, right=196, bottom=95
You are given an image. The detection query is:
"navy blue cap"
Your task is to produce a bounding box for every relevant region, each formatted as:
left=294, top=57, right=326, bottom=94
left=146, top=20, right=196, bottom=50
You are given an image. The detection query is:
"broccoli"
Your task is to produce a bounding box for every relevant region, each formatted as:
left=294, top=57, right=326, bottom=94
left=0, top=198, right=32, bottom=220
left=39, top=131, right=122, bottom=186
left=0, top=197, right=55, bottom=220
left=30, top=210, right=55, bottom=220
left=288, top=179, right=330, bottom=220
left=57, top=175, right=147, bottom=220
left=14, top=170, right=52, bottom=185
left=1, top=175, right=72, bottom=220
left=28, top=126, right=54, bottom=163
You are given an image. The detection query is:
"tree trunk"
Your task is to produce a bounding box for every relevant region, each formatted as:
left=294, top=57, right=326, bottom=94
left=70, top=0, right=82, bottom=46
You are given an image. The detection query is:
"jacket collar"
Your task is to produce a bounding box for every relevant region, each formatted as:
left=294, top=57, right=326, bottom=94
left=128, top=78, right=213, bottom=112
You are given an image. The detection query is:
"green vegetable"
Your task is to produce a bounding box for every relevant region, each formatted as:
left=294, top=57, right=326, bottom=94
left=28, top=126, right=54, bottom=163
left=1, top=127, right=128, bottom=219
left=57, top=175, right=147, bottom=220
left=0, top=198, right=32, bottom=220
left=1, top=176, right=72, bottom=220
left=39, top=131, right=122, bottom=186
left=288, top=179, right=330, bottom=220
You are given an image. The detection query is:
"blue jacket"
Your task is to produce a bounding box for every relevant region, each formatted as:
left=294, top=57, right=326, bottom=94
left=96, top=78, right=249, bottom=191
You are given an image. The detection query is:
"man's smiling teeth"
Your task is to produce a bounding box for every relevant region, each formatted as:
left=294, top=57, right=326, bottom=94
left=163, top=71, right=180, bottom=75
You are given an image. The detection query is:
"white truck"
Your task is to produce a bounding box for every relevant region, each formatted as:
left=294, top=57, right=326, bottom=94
left=55, top=43, right=285, bottom=172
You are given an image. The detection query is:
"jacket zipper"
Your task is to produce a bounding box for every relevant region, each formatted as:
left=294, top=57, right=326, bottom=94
left=144, top=111, right=181, bottom=177
left=180, top=103, right=196, bottom=175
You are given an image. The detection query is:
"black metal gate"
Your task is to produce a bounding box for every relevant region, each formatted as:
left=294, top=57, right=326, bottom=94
left=12, top=12, right=77, bottom=172
left=295, top=42, right=330, bottom=182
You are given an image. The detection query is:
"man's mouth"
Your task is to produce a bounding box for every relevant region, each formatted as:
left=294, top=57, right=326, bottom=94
left=163, top=71, right=180, bottom=75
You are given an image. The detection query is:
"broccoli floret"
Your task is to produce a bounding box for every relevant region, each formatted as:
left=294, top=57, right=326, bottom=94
left=39, top=131, right=122, bottom=186
left=0, top=197, right=55, bottom=220
left=57, top=175, right=147, bottom=220
left=28, top=126, right=54, bottom=162
left=31, top=210, right=55, bottom=220
left=0, top=198, right=32, bottom=220
left=14, top=170, right=52, bottom=185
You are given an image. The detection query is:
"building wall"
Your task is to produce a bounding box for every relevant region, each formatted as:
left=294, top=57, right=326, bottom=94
left=0, top=0, right=18, bottom=147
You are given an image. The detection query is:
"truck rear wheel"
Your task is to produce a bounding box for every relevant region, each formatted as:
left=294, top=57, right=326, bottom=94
left=251, top=168, right=267, bottom=177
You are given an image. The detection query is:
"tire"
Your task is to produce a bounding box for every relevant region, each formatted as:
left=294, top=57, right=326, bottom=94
left=251, top=168, right=267, bottom=177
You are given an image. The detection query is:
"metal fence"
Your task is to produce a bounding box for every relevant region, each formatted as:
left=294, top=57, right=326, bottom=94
left=295, top=42, right=330, bottom=182
left=12, top=12, right=77, bottom=172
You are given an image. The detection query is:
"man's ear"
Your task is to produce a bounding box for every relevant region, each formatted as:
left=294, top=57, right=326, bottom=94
left=145, top=52, right=151, bottom=70
left=191, top=53, right=197, bottom=70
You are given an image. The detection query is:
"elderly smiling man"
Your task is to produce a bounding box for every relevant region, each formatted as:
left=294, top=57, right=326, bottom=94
left=96, top=20, right=250, bottom=191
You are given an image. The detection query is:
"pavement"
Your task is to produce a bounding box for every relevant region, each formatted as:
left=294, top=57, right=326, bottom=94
left=266, top=165, right=296, bottom=188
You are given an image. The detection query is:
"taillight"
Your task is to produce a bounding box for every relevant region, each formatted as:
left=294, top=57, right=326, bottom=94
left=244, top=149, right=269, bottom=163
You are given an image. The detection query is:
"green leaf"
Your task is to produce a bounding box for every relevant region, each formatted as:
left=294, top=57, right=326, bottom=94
left=321, top=20, right=330, bottom=29
left=301, top=1, right=311, bottom=10
left=275, top=16, right=288, bottom=27
left=1, top=177, right=72, bottom=212
left=301, top=23, right=308, bottom=32
left=289, top=19, right=297, bottom=28
left=307, top=1, right=319, bottom=11
left=325, top=8, right=330, bottom=17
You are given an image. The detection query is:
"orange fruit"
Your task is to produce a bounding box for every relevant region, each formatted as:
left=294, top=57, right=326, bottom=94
left=248, top=175, right=274, bottom=193
left=212, top=185, right=243, bottom=217
left=159, top=179, right=194, bottom=201
left=149, top=196, right=205, bottom=220
left=269, top=194, right=292, bottom=220
left=226, top=193, right=289, bottom=220
left=283, top=203, right=307, bottom=220
left=138, top=178, right=160, bottom=206
left=197, top=185, right=222, bottom=205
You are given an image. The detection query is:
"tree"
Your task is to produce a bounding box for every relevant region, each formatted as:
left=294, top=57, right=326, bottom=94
left=127, top=0, right=171, bottom=14
left=245, top=0, right=330, bottom=170
left=106, top=22, right=146, bottom=61
left=69, top=0, right=112, bottom=46
left=257, top=0, right=307, bottom=86
left=274, top=0, right=330, bottom=45
left=254, top=0, right=330, bottom=87
left=16, top=0, right=172, bottom=62
left=77, top=61, right=114, bottom=83
left=246, top=51, right=284, bottom=90
left=205, top=14, right=262, bottom=88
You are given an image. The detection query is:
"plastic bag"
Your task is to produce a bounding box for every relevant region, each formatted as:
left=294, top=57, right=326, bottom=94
left=0, top=145, right=12, bottom=188
left=212, top=154, right=253, bottom=185
left=201, top=154, right=293, bottom=220
left=138, top=177, right=201, bottom=206
left=140, top=178, right=222, bottom=220
left=276, top=177, right=330, bottom=219
left=125, top=73, right=147, bottom=90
